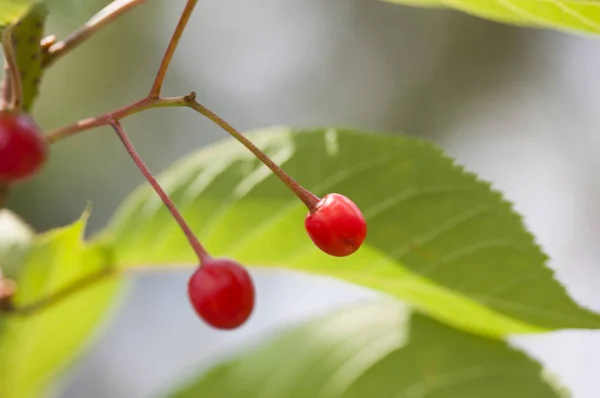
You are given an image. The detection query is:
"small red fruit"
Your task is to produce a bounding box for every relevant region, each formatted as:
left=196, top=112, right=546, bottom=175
left=0, top=111, right=47, bottom=183
left=305, top=193, right=367, bottom=257
left=187, top=258, right=255, bottom=330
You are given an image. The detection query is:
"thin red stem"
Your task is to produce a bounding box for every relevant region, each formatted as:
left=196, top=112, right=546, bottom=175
left=2, top=24, right=22, bottom=110
left=0, top=267, right=113, bottom=316
left=45, top=95, right=189, bottom=144
left=44, top=0, right=147, bottom=68
left=186, top=100, right=321, bottom=210
left=148, top=0, right=198, bottom=98
left=109, top=119, right=211, bottom=264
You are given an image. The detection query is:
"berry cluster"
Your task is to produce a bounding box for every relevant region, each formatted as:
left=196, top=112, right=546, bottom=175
left=0, top=1, right=368, bottom=330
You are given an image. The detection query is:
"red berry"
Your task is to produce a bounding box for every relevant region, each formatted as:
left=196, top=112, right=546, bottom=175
left=305, top=193, right=367, bottom=257
left=0, top=111, right=47, bottom=183
left=187, top=258, right=255, bottom=330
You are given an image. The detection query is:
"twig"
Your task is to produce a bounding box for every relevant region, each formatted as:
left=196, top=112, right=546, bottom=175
left=185, top=101, right=320, bottom=209
left=1, top=0, right=206, bottom=319
left=0, top=262, right=199, bottom=317
left=0, top=63, right=12, bottom=110
left=44, top=0, right=147, bottom=68
left=0, top=267, right=115, bottom=316
left=46, top=93, right=320, bottom=209
left=148, top=0, right=198, bottom=98
left=2, top=24, right=22, bottom=110
left=109, top=119, right=211, bottom=264
left=45, top=95, right=191, bottom=144
left=28, top=0, right=323, bottom=317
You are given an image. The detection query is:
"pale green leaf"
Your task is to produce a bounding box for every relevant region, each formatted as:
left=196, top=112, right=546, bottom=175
left=0, top=209, right=122, bottom=398
left=384, top=0, right=600, bottom=36
left=7, top=3, right=48, bottom=111
left=104, top=127, right=600, bottom=337
left=168, top=303, right=565, bottom=398
left=0, top=0, right=36, bottom=26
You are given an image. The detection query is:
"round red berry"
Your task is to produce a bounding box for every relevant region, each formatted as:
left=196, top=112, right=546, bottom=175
left=187, top=258, right=255, bottom=330
left=305, top=193, right=367, bottom=257
left=0, top=111, right=47, bottom=183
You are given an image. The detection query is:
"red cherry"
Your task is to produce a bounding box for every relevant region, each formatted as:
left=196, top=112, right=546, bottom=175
left=305, top=193, right=367, bottom=257
left=0, top=111, right=47, bottom=183
left=187, top=258, right=255, bottom=330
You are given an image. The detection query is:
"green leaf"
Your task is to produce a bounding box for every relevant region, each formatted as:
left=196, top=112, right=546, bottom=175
left=168, top=302, right=566, bottom=398
left=383, top=0, right=600, bottom=36
left=0, top=209, right=122, bottom=398
left=0, top=0, right=36, bottom=26
left=8, top=3, right=48, bottom=112
left=104, top=127, right=600, bottom=337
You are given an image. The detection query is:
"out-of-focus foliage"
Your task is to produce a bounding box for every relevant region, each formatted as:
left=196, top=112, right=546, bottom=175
left=384, top=0, right=600, bottom=36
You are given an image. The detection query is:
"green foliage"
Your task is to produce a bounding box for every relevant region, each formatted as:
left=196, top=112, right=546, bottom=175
left=6, top=3, right=48, bottom=112
left=0, top=210, right=122, bottom=398
left=384, top=0, right=600, bottom=36
left=168, top=302, right=565, bottom=398
left=0, top=0, right=36, bottom=26
left=104, top=127, right=600, bottom=337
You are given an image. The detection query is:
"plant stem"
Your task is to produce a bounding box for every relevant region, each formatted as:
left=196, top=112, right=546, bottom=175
left=45, top=95, right=189, bottom=144
left=43, top=0, right=147, bottom=68
left=186, top=100, right=321, bottom=210
left=43, top=0, right=320, bottom=211
left=2, top=24, right=22, bottom=110
left=0, top=63, right=12, bottom=110
left=148, top=0, right=198, bottom=98
left=0, top=263, right=198, bottom=317
left=46, top=93, right=322, bottom=211
left=0, top=267, right=114, bottom=316
left=109, top=119, right=211, bottom=264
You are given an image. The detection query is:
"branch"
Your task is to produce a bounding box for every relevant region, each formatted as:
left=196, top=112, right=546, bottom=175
left=148, top=0, right=198, bottom=98
left=45, top=94, right=192, bottom=144
left=44, top=0, right=147, bottom=68
left=46, top=0, right=200, bottom=143
left=185, top=101, right=320, bottom=209
left=0, top=267, right=115, bottom=316
left=2, top=24, right=22, bottom=110
left=0, top=263, right=198, bottom=317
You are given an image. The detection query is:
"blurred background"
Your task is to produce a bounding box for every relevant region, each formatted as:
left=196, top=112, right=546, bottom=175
left=5, top=0, right=600, bottom=396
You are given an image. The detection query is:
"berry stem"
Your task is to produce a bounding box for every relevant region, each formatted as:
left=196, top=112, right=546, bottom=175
left=1, top=24, right=22, bottom=110
left=44, top=0, right=147, bottom=68
left=109, top=119, right=211, bottom=264
left=0, top=263, right=196, bottom=317
left=45, top=94, right=191, bottom=144
left=186, top=100, right=321, bottom=210
left=43, top=0, right=321, bottom=211
left=148, top=0, right=198, bottom=98
left=46, top=93, right=322, bottom=211
left=0, top=267, right=113, bottom=316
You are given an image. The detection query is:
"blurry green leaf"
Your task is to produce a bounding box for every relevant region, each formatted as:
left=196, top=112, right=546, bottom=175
left=8, top=3, right=48, bottom=111
left=168, top=303, right=565, bottom=398
left=0, top=209, right=122, bottom=398
left=0, top=0, right=36, bottom=26
left=104, top=127, right=600, bottom=337
left=383, top=0, right=600, bottom=36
